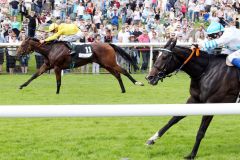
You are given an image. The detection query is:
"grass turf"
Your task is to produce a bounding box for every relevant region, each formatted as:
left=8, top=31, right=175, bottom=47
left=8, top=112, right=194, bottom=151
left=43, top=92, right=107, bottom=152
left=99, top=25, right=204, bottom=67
left=0, top=73, right=190, bottom=104
left=0, top=116, right=239, bottom=160
left=0, top=73, right=239, bottom=160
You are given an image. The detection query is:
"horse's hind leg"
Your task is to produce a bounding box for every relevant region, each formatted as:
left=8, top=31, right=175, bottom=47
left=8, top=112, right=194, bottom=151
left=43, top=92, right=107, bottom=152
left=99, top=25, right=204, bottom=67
left=19, top=63, right=50, bottom=89
left=184, top=115, right=213, bottom=160
left=146, top=116, right=186, bottom=145
left=105, top=67, right=125, bottom=93
left=113, top=65, right=144, bottom=86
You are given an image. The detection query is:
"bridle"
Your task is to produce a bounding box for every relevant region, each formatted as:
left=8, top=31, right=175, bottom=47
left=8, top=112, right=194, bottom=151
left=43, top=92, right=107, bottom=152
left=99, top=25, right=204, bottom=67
left=19, top=41, right=30, bottom=55
left=20, top=38, right=41, bottom=54
left=153, top=47, right=200, bottom=81
left=153, top=49, right=174, bottom=81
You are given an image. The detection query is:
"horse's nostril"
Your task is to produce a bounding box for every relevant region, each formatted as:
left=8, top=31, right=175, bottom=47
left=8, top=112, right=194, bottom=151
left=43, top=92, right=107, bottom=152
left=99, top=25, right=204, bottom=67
left=146, top=76, right=153, bottom=81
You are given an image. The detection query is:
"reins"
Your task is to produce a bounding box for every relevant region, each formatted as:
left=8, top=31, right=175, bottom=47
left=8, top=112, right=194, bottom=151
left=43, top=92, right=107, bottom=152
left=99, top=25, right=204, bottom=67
left=175, top=47, right=200, bottom=74
left=37, top=43, right=43, bottom=48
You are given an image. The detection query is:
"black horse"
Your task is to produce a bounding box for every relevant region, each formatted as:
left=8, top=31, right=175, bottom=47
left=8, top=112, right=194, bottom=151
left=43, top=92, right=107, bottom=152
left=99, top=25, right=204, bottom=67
left=145, top=38, right=240, bottom=159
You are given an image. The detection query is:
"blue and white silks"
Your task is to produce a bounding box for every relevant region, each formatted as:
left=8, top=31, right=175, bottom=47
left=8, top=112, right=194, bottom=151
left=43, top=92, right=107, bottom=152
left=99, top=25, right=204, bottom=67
left=200, top=26, right=240, bottom=69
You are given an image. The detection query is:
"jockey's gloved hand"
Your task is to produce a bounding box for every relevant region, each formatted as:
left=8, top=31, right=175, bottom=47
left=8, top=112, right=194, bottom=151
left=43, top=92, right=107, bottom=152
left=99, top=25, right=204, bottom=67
left=191, top=43, right=198, bottom=50
left=192, top=43, right=199, bottom=48
left=192, top=42, right=205, bottom=51
left=40, top=40, right=45, bottom=44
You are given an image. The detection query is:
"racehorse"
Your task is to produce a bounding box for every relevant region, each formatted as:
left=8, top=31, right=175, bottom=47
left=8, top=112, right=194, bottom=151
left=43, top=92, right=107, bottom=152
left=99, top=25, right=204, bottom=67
left=145, top=38, right=240, bottom=159
left=17, top=37, right=144, bottom=94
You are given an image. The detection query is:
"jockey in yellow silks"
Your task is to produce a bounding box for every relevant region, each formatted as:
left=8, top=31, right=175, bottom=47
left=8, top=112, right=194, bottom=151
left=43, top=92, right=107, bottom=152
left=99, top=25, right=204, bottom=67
left=40, top=23, right=82, bottom=43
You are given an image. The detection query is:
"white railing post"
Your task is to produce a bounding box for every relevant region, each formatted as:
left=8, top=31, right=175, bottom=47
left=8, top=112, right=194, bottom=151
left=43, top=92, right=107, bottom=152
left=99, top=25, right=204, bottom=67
left=0, top=42, right=192, bottom=48
left=149, top=46, right=153, bottom=71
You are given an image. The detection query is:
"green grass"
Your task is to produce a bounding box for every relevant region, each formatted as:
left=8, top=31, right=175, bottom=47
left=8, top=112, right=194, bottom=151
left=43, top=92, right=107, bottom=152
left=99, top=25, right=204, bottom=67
left=0, top=74, right=239, bottom=160
left=0, top=73, right=190, bottom=104
left=0, top=116, right=239, bottom=160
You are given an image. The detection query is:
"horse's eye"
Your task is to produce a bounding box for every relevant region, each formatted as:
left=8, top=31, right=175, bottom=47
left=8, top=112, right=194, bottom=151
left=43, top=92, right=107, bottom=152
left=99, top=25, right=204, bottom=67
left=162, top=55, right=168, bottom=60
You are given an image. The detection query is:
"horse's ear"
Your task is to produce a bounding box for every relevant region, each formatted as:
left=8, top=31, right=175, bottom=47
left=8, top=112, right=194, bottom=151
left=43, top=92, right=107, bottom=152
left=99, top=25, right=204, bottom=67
left=170, top=38, right=177, bottom=50
left=164, top=38, right=172, bottom=48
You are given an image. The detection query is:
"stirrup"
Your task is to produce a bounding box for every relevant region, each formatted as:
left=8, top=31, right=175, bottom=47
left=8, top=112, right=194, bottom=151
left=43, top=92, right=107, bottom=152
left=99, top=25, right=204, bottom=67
left=70, top=51, right=76, bottom=55
left=66, top=42, right=74, bottom=49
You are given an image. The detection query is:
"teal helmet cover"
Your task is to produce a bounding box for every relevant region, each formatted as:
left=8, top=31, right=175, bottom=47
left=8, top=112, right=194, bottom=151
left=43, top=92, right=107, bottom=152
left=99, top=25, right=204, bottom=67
left=207, top=22, right=224, bottom=34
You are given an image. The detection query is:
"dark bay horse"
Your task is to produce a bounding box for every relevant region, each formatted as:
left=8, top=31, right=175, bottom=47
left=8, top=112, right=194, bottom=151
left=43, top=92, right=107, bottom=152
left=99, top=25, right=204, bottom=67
left=17, top=37, right=144, bottom=94
left=145, top=38, right=240, bottom=159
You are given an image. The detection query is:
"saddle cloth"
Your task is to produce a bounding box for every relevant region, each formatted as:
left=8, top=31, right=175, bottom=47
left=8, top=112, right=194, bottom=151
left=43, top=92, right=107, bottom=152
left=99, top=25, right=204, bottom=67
left=69, top=43, right=93, bottom=66
left=71, top=44, right=93, bottom=58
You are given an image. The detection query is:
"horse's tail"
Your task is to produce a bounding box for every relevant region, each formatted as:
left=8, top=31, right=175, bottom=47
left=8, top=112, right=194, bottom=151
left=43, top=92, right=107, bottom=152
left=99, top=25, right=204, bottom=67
left=109, top=43, right=139, bottom=71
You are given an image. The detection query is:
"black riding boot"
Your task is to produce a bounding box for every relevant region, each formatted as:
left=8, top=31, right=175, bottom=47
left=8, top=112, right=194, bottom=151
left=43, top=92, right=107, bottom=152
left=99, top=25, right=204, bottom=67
left=66, top=42, right=76, bottom=55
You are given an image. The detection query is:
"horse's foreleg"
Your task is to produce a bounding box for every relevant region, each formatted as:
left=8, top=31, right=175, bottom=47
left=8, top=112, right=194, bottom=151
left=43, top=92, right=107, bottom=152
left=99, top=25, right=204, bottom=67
left=113, top=65, right=144, bottom=86
left=184, top=116, right=213, bottom=160
left=54, top=67, right=62, bottom=94
left=187, top=96, right=199, bottom=103
left=105, top=67, right=125, bottom=93
left=146, top=116, right=186, bottom=145
left=19, top=63, right=50, bottom=89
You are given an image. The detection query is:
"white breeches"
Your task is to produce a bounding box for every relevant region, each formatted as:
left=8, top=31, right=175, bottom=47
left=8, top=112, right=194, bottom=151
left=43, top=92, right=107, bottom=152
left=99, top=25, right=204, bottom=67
left=59, top=31, right=83, bottom=42
left=227, top=49, right=240, bottom=62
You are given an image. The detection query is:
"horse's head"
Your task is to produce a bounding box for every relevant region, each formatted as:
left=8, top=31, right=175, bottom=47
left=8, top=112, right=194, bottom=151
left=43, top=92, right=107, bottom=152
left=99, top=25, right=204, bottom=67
left=146, top=38, right=181, bottom=85
left=17, top=37, right=35, bottom=56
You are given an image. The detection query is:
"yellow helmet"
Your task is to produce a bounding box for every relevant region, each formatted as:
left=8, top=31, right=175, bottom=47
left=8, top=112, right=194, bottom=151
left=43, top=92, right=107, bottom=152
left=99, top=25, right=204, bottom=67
left=48, top=23, right=58, bottom=32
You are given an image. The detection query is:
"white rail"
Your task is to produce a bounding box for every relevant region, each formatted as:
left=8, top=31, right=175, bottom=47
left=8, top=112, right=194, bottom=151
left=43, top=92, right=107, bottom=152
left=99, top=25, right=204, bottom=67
left=0, top=104, right=238, bottom=118
left=0, top=42, right=191, bottom=70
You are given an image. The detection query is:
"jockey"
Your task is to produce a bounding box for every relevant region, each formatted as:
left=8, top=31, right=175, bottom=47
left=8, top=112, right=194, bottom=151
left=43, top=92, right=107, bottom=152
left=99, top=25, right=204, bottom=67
left=198, top=19, right=240, bottom=69
left=40, top=23, right=82, bottom=43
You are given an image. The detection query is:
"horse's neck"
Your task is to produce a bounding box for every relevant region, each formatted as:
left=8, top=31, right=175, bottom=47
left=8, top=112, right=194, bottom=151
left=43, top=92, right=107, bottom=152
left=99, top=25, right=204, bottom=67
left=174, top=48, right=209, bottom=79
left=30, top=40, right=50, bottom=56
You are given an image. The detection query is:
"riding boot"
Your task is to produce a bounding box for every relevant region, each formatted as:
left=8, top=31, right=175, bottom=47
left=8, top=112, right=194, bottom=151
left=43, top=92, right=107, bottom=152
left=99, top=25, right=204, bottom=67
left=65, top=42, right=76, bottom=55
left=232, top=58, right=240, bottom=69
left=70, top=44, right=76, bottom=55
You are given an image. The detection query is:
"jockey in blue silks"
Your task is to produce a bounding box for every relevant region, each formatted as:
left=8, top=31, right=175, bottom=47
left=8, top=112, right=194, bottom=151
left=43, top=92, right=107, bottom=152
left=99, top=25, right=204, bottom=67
left=199, top=19, right=240, bottom=69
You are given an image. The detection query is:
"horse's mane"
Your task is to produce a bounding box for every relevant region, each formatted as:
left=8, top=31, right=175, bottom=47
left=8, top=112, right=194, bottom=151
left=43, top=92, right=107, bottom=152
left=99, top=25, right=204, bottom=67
left=44, top=40, right=71, bottom=49
left=30, top=37, right=67, bottom=45
left=47, top=40, right=67, bottom=44
left=30, top=37, right=40, bottom=42
left=175, top=45, right=227, bottom=59
left=210, top=53, right=228, bottom=58
left=175, top=45, right=209, bottom=55
left=29, top=37, right=70, bottom=49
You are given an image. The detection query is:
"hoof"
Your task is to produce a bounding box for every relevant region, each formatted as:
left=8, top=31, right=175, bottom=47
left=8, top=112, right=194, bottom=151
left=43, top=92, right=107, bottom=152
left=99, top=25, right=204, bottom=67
left=184, top=155, right=195, bottom=160
left=122, top=90, right=126, bottom=93
left=19, top=86, right=23, bottom=90
left=135, top=81, right=144, bottom=86
left=146, top=140, right=155, bottom=145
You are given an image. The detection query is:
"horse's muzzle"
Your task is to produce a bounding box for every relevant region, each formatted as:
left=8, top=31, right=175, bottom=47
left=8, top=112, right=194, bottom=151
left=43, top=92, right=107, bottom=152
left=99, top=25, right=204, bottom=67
left=145, top=75, right=159, bottom=85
